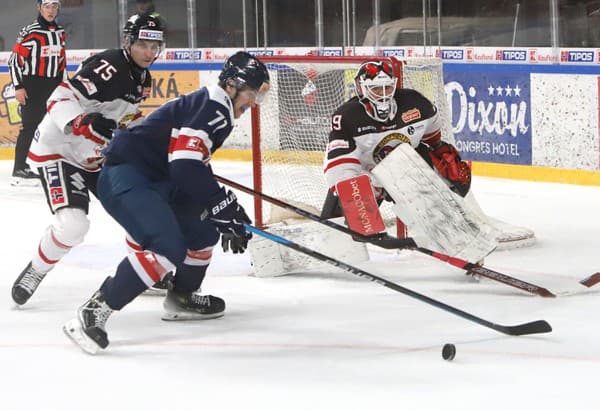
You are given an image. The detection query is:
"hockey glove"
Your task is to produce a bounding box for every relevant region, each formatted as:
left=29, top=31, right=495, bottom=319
left=428, top=142, right=471, bottom=197
left=71, top=113, right=117, bottom=145
left=203, top=188, right=253, bottom=242
left=221, top=233, right=249, bottom=254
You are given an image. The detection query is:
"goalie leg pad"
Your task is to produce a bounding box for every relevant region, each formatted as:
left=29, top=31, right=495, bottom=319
left=372, top=144, right=498, bottom=263
left=462, top=191, right=536, bottom=250
left=248, top=218, right=369, bottom=278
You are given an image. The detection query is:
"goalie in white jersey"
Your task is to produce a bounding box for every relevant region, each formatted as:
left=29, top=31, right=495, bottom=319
left=322, top=60, right=471, bottom=220
left=10, top=14, right=165, bottom=306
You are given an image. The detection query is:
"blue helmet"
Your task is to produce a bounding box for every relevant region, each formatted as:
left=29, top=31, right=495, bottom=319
left=219, top=51, right=270, bottom=92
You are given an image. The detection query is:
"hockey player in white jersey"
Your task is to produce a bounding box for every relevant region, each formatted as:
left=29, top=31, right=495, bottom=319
left=11, top=14, right=165, bottom=306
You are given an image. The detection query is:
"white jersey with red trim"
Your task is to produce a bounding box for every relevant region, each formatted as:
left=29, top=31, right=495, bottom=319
left=323, top=88, right=442, bottom=191
left=27, top=49, right=151, bottom=172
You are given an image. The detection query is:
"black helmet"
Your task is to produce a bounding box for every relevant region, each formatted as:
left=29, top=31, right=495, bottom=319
left=219, top=51, right=270, bottom=92
left=122, top=13, right=165, bottom=50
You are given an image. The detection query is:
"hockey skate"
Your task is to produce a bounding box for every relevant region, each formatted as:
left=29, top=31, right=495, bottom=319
left=162, top=288, right=225, bottom=321
left=142, top=272, right=174, bottom=296
left=10, top=169, right=41, bottom=187
left=63, top=290, right=113, bottom=354
left=12, top=262, right=47, bottom=305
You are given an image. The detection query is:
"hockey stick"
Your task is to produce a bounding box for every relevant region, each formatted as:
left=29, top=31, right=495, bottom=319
left=579, top=272, right=600, bottom=288
left=245, top=224, right=552, bottom=336
left=216, top=175, right=555, bottom=297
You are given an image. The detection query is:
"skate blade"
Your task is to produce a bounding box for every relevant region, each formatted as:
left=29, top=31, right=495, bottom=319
left=141, top=287, right=168, bottom=296
left=161, top=310, right=225, bottom=321
left=63, top=319, right=101, bottom=355
left=10, top=179, right=41, bottom=188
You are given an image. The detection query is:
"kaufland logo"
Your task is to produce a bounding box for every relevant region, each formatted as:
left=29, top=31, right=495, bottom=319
left=441, top=49, right=464, bottom=60
left=496, top=50, right=527, bottom=61
left=382, top=49, right=405, bottom=57
left=561, top=50, right=594, bottom=62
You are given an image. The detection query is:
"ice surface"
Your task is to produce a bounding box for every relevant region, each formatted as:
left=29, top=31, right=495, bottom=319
left=2, top=159, right=600, bottom=410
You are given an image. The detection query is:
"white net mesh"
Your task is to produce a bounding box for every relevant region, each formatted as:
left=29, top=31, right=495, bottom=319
left=243, top=57, right=453, bottom=226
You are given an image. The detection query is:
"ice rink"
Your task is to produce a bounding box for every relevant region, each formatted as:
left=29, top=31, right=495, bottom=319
left=2, top=159, right=600, bottom=410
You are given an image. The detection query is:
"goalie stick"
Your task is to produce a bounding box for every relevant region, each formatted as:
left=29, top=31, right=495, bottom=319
left=215, top=175, right=555, bottom=297
left=245, top=224, right=552, bottom=336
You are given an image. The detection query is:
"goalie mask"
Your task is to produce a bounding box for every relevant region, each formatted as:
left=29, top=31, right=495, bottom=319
left=122, top=14, right=165, bottom=59
left=355, top=61, right=398, bottom=122
left=219, top=51, right=270, bottom=104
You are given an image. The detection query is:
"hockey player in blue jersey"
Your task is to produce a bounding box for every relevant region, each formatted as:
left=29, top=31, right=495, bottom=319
left=63, top=51, right=270, bottom=354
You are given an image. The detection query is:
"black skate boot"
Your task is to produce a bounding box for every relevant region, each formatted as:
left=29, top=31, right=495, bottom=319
left=162, top=287, right=225, bottom=321
left=142, top=272, right=174, bottom=296
left=12, top=262, right=47, bottom=305
left=11, top=168, right=41, bottom=187
left=63, top=290, right=113, bottom=354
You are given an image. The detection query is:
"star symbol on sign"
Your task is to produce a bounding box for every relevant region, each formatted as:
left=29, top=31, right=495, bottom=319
left=513, top=85, right=521, bottom=96
left=488, top=85, right=495, bottom=96
left=496, top=86, right=504, bottom=96
left=505, top=85, right=512, bottom=96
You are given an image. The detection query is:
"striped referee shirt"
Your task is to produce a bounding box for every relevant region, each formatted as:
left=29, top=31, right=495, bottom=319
left=8, top=15, right=66, bottom=89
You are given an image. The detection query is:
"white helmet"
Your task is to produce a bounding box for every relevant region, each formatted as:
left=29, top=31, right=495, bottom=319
left=354, top=60, right=398, bottom=122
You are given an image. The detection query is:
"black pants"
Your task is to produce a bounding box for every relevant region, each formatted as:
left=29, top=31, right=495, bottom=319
left=13, top=76, right=61, bottom=174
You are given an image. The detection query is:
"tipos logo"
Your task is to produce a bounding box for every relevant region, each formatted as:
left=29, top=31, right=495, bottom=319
left=373, top=133, right=410, bottom=163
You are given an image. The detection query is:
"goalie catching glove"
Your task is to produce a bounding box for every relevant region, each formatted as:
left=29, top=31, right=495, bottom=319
left=202, top=188, right=252, bottom=254
left=70, top=113, right=117, bottom=146
left=427, top=142, right=471, bottom=197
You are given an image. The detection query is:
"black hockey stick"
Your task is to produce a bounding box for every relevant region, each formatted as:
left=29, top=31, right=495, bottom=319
left=245, top=224, right=551, bottom=336
left=216, top=175, right=555, bottom=297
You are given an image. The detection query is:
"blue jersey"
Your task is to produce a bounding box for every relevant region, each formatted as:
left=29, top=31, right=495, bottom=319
left=104, top=85, right=234, bottom=204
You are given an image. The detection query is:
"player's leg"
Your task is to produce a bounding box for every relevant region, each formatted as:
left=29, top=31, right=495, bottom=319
left=64, top=164, right=185, bottom=352
left=124, top=233, right=174, bottom=296
left=162, top=215, right=223, bottom=321
left=12, top=162, right=96, bottom=305
left=320, top=189, right=343, bottom=219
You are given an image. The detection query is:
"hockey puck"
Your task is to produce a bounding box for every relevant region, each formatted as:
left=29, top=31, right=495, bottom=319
left=442, top=343, right=456, bottom=361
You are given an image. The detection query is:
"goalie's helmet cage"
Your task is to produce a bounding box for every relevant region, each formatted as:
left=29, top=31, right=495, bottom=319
left=355, top=60, right=398, bottom=122
left=219, top=51, right=270, bottom=92
left=122, top=13, right=166, bottom=54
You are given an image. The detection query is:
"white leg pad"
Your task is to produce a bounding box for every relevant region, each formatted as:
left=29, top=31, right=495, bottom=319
left=463, top=191, right=536, bottom=250
left=248, top=217, right=369, bottom=277
left=372, top=144, right=498, bottom=263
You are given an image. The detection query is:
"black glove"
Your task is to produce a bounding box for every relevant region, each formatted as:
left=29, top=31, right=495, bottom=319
left=71, top=113, right=117, bottom=144
left=203, top=188, right=253, bottom=239
left=221, top=232, right=249, bottom=254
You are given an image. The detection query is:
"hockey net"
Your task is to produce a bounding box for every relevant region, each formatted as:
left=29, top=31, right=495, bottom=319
left=239, top=55, right=534, bottom=248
